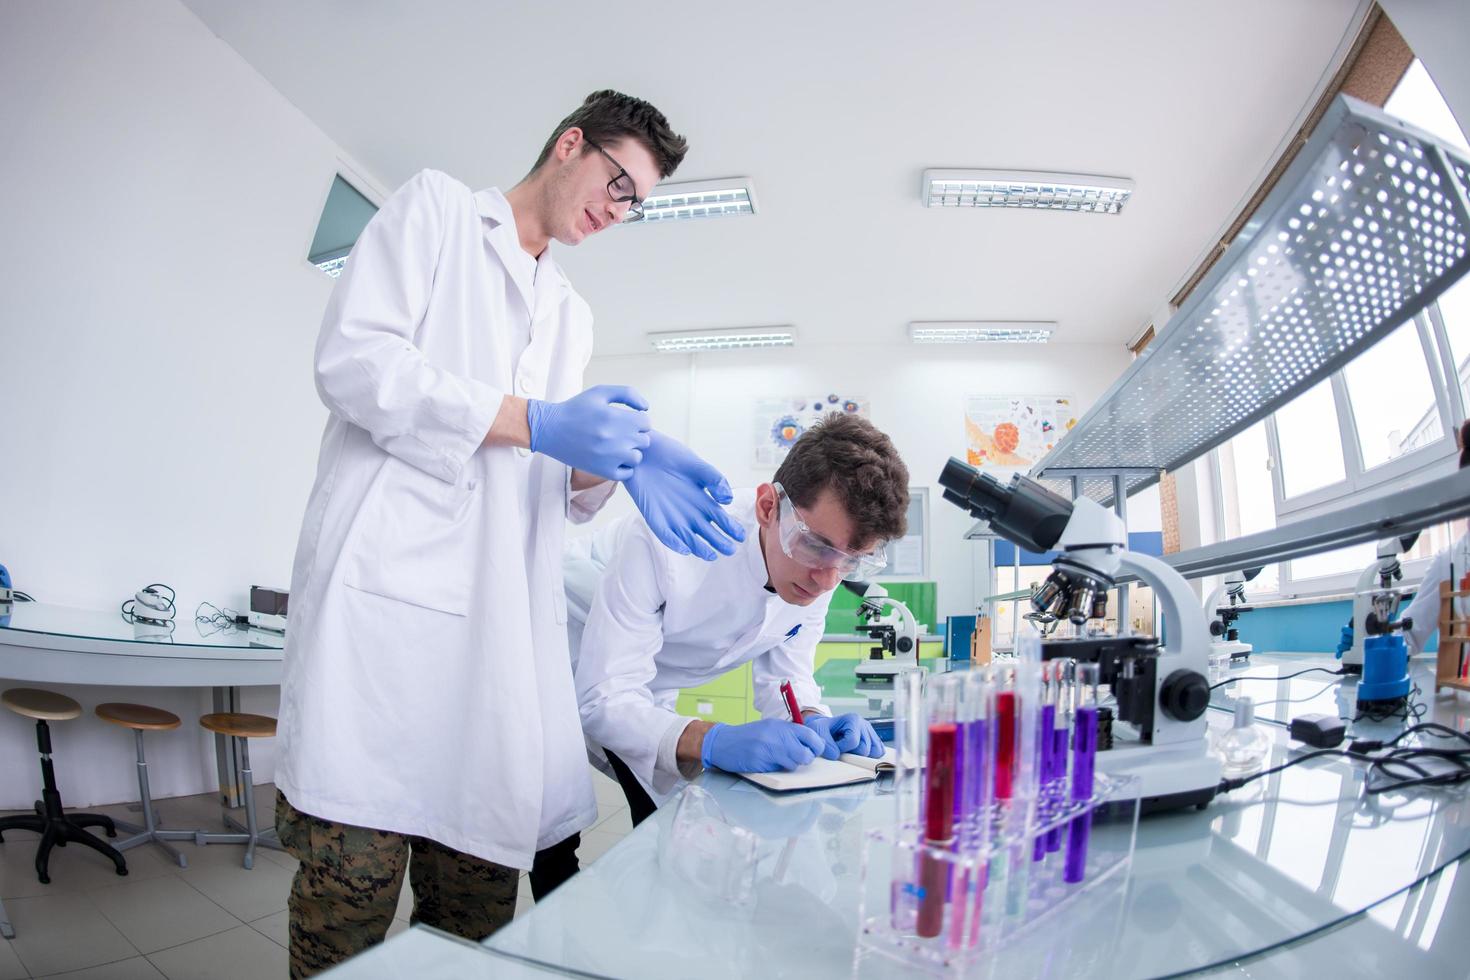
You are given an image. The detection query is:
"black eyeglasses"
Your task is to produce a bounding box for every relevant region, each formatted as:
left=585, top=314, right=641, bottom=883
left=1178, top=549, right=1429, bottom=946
left=584, top=138, right=644, bottom=222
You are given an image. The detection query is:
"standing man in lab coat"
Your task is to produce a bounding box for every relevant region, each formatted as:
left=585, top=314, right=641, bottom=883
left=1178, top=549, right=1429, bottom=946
left=274, top=91, right=744, bottom=978
left=565, top=413, right=909, bottom=833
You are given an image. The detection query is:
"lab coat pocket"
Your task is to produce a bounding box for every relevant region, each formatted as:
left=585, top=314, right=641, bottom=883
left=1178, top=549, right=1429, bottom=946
left=342, top=460, right=483, bottom=617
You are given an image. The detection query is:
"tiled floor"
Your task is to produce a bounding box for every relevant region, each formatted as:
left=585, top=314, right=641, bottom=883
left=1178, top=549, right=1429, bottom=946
left=0, top=769, right=633, bottom=979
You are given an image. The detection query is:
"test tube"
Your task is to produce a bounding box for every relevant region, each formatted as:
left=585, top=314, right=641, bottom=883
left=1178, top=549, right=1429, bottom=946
left=1007, top=634, right=1043, bottom=915
left=950, top=671, right=995, bottom=949
left=1033, top=661, right=1056, bottom=862
left=917, top=676, right=960, bottom=938
left=890, top=667, right=925, bottom=931
left=1064, top=662, right=1100, bottom=884
left=1045, top=660, right=1075, bottom=854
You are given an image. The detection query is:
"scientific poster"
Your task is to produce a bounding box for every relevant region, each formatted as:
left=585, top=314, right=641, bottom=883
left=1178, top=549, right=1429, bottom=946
left=964, top=395, right=1076, bottom=470
left=754, top=393, right=869, bottom=466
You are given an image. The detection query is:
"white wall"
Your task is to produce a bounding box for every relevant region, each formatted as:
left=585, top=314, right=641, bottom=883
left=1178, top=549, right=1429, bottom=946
left=0, top=0, right=385, bottom=806
left=579, top=342, right=1154, bottom=626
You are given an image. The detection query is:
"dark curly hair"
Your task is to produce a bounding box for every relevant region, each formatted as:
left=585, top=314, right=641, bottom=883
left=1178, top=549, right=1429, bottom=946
left=532, top=89, right=687, bottom=179
left=1460, top=418, right=1470, bottom=470
left=774, top=413, right=909, bottom=549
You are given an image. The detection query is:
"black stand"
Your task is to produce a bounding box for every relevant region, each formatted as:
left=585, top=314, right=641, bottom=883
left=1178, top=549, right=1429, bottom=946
left=0, top=718, right=128, bottom=884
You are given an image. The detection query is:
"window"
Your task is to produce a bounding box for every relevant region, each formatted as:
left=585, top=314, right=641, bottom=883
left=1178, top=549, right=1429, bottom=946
left=1215, top=421, right=1280, bottom=596
left=1342, top=320, right=1442, bottom=469
left=309, top=174, right=379, bottom=279
left=1437, top=275, right=1470, bottom=409
left=1272, top=380, right=1346, bottom=498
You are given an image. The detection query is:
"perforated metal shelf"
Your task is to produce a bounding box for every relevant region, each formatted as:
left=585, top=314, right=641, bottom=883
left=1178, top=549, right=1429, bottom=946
left=1032, top=95, right=1470, bottom=499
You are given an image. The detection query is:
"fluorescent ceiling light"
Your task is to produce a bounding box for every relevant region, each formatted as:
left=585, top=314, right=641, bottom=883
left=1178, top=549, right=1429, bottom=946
left=634, top=178, right=757, bottom=224
left=647, top=326, right=795, bottom=353
left=908, top=321, right=1055, bottom=344
left=923, top=169, right=1133, bottom=213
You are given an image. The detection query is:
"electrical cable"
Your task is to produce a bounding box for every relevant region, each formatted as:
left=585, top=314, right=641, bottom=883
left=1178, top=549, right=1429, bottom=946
left=194, top=601, right=243, bottom=637
left=1209, top=666, right=1346, bottom=691
left=1218, top=722, right=1470, bottom=797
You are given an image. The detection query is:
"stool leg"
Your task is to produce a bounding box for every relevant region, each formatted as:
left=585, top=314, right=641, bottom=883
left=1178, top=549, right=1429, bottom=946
left=113, top=729, right=188, bottom=868
left=60, top=820, right=127, bottom=877
left=239, top=737, right=257, bottom=870
left=0, top=896, right=13, bottom=939
left=35, top=825, right=57, bottom=885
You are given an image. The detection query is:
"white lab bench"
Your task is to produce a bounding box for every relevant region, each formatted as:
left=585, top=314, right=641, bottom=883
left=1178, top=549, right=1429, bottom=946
left=0, top=601, right=284, bottom=808
left=325, top=652, right=1470, bottom=978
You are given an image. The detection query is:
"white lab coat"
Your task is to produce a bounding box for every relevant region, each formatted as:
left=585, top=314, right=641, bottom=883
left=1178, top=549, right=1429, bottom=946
left=276, top=170, right=616, bottom=870
left=1403, top=530, right=1470, bottom=655
left=566, top=491, right=833, bottom=805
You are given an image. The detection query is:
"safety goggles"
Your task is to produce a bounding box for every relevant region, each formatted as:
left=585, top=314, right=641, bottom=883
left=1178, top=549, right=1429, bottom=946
left=773, top=482, right=888, bottom=580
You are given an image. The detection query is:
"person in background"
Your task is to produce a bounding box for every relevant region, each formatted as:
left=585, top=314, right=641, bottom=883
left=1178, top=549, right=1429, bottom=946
left=1400, top=418, right=1470, bottom=655
left=563, top=413, right=907, bottom=837
left=274, top=90, right=743, bottom=978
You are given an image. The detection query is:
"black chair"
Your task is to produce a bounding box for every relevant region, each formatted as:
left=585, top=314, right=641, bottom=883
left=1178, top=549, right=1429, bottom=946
left=0, top=687, right=128, bottom=883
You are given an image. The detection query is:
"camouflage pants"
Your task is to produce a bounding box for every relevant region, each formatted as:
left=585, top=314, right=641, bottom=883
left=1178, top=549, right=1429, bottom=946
left=276, top=791, right=518, bottom=979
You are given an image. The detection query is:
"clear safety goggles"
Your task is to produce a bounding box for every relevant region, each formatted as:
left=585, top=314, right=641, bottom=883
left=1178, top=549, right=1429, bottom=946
left=773, top=482, right=888, bottom=581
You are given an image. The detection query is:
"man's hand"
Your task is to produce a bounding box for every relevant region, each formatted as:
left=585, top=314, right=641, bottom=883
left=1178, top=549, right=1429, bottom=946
left=699, top=719, right=826, bottom=773
left=803, top=712, right=885, bottom=760
left=624, top=431, right=744, bottom=560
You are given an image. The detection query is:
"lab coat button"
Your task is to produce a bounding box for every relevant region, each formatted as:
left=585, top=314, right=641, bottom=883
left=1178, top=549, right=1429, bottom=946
left=517, top=375, right=532, bottom=394
left=515, top=446, right=531, bottom=458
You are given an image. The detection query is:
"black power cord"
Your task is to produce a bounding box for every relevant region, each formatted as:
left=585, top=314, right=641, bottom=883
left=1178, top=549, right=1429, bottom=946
left=1219, top=722, right=1470, bottom=796
left=1209, top=666, right=1347, bottom=692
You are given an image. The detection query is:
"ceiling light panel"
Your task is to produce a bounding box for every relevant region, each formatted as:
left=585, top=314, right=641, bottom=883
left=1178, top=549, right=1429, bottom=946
left=635, top=178, right=757, bottom=224
left=923, top=169, right=1134, bottom=213
left=908, top=321, right=1055, bottom=343
left=647, top=326, right=795, bottom=353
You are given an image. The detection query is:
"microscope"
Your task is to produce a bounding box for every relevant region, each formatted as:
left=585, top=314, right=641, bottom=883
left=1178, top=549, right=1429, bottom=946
left=1204, top=568, right=1261, bottom=665
left=1337, top=535, right=1416, bottom=714
left=1339, top=535, right=1417, bottom=672
left=939, top=458, right=1221, bottom=813
left=844, top=581, right=921, bottom=681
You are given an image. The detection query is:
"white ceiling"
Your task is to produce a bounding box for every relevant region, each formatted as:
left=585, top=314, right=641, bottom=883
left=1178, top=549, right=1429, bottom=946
left=182, top=0, right=1366, bottom=357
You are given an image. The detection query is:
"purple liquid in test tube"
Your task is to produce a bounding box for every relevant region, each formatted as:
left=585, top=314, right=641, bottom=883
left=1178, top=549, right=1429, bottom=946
left=1032, top=701, right=1055, bottom=862
left=1063, top=704, right=1098, bottom=884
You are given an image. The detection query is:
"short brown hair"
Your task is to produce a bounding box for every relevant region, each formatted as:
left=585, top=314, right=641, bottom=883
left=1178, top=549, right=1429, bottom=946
left=1460, top=418, right=1470, bottom=469
left=774, top=413, right=909, bottom=548
left=532, top=90, right=687, bottom=179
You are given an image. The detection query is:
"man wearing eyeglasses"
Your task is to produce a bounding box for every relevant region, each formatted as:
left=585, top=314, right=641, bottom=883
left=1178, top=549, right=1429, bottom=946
left=558, top=414, right=909, bottom=849
left=276, top=90, right=743, bottom=977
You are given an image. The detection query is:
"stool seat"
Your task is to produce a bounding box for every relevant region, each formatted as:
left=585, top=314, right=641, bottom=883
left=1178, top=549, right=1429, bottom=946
left=2, top=688, right=81, bottom=722
left=199, top=712, right=277, bottom=739
left=96, top=703, right=181, bottom=731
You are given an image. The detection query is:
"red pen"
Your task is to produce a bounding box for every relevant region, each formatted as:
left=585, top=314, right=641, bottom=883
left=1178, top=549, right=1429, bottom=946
left=780, top=679, right=803, bottom=723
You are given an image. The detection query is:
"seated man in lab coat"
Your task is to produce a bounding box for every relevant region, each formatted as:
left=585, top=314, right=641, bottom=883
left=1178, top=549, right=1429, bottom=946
left=565, top=412, right=909, bottom=828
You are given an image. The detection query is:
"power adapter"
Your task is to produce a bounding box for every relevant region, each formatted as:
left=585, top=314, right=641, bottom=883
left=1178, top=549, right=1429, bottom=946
left=1289, top=714, right=1346, bottom=749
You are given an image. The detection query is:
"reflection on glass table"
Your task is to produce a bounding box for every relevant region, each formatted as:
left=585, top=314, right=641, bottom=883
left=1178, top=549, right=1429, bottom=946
left=485, top=693, right=1470, bottom=979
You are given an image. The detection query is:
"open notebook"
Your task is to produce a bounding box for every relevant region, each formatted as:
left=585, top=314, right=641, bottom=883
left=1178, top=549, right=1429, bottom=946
left=737, top=746, right=897, bottom=792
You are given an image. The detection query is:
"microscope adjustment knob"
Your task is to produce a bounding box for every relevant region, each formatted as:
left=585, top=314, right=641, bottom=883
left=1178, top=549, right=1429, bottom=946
left=1160, top=670, right=1209, bottom=722
left=896, top=636, right=914, bottom=654
left=1209, top=620, right=1225, bottom=637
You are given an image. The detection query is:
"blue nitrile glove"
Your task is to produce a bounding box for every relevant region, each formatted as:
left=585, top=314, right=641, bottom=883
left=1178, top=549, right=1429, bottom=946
left=803, top=712, right=885, bottom=761
left=1335, top=622, right=1354, bottom=659
left=700, top=719, right=827, bottom=773
left=624, top=430, right=745, bottom=561
left=527, top=385, right=651, bottom=481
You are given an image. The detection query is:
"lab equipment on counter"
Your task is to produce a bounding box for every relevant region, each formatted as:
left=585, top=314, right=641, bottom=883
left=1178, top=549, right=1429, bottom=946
left=1213, top=696, right=1271, bottom=776
left=1205, top=568, right=1260, bottom=667
left=247, top=585, right=289, bottom=633
left=939, top=457, right=1221, bottom=813
left=120, top=584, right=176, bottom=627
left=845, top=580, right=920, bottom=681
left=859, top=648, right=1139, bottom=970
left=1339, top=535, right=1417, bottom=672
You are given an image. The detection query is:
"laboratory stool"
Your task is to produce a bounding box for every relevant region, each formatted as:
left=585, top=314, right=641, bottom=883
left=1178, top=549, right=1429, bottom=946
left=0, top=688, right=127, bottom=884
left=193, top=712, right=285, bottom=869
left=95, top=702, right=198, bottom=869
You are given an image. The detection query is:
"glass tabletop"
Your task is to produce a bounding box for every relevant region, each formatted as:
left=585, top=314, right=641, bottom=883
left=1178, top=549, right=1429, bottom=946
left=488, top=654, right=1470, bottom=978
left=0, top=601, right=284, bottom=650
